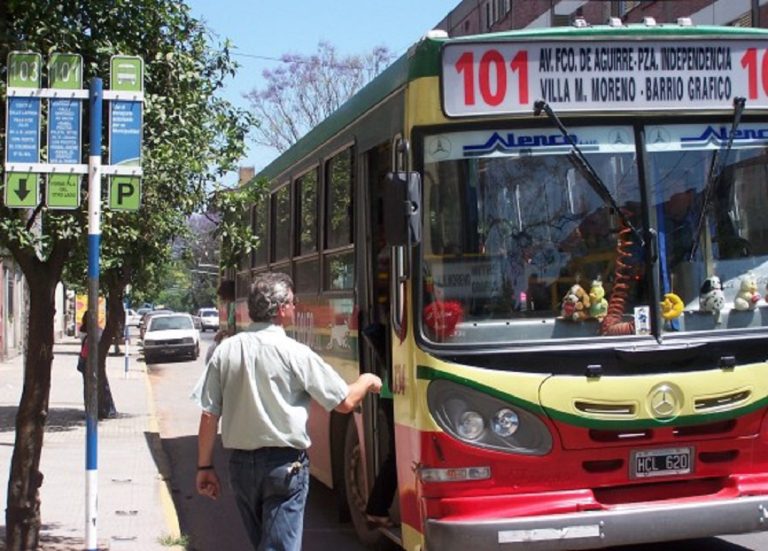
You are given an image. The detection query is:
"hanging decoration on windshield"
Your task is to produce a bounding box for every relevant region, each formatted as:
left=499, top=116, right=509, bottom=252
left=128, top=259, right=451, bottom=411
left=423, top=300, right=464, bottom=340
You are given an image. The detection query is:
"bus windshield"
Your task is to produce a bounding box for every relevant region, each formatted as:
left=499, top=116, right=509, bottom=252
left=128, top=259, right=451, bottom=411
left=421, top=122, right=768, bottom=345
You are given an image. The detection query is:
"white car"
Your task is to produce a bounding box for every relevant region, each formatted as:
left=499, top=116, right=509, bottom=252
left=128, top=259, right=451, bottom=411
left=142, top=313, right=199, bottom=364
left=125, top=308, right=142, bottom=327
left=197, top=308, right=220, bottom=332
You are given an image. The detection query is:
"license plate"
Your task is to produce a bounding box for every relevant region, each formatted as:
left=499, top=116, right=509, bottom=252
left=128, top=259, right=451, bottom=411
left=631, top=447, right=693, bottom=479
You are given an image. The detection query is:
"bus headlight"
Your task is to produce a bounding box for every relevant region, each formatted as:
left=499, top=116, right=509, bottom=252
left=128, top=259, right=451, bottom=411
left=458, top=411, right=485, bottom=440
left=427, top=379, right=552, bottom=455
left=492, top=408, right=519, bottom=437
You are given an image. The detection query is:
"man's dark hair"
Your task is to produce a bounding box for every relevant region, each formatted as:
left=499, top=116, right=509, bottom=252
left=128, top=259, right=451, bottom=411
left=248, top=272, right=294, bottom=322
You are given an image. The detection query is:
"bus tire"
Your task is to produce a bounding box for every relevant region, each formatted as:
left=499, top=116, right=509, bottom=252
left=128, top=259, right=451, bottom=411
left=343, top=417, right=385, bottom=547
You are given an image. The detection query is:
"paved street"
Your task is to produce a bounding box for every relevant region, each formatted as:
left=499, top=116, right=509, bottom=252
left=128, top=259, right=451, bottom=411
left=148, top=330, right=373, bottom=551
left=146, top=331, right=768, bottom=551
left=0, top=329, right=767, bottom=550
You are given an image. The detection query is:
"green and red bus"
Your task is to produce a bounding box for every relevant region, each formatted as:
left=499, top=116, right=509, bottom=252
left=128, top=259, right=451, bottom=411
left=226, top=18, right=768, bottom=550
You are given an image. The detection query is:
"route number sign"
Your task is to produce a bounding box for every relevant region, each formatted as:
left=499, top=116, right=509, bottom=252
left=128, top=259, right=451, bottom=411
left=4, top=52, right=42, bottom=208
left=441, top=39, right=768, bottom=117
left=47, top=53, right=83, bottom=209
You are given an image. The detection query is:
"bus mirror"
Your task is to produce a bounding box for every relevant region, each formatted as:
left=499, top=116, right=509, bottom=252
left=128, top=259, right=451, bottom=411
left=384, top=171, right=422, bottom=246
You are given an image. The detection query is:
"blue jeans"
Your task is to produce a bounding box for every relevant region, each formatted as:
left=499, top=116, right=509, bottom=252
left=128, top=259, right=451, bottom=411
left=228, top=447, right=310, bottom=551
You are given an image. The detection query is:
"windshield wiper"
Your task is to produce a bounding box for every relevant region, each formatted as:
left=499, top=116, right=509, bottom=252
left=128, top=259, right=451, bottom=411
left=687, top=96, right=746, bottom=261
left=533, top=100, right=644, bottom=247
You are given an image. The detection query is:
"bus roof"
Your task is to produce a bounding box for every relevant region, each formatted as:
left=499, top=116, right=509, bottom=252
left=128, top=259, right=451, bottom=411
left=254, top=23, right=768, bottom=183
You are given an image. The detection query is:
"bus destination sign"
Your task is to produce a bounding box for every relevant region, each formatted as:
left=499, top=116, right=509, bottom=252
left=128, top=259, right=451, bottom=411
left=441, top=39, right=768, bottom=116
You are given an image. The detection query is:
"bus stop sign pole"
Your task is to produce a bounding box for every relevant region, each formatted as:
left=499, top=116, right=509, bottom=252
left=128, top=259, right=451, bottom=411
left=86, top=77, right=102, bottom=551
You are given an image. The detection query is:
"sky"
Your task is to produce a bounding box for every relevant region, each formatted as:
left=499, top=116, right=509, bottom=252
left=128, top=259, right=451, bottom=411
left=185, top=0, right=452, bottom=185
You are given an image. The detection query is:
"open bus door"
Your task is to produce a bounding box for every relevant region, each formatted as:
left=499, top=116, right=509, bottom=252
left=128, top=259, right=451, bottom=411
left=346, top=141, right=401, bottom=546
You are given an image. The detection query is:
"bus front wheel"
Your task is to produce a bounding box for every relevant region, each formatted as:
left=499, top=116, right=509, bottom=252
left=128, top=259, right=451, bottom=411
left=343, top=418, right=385, bottom=547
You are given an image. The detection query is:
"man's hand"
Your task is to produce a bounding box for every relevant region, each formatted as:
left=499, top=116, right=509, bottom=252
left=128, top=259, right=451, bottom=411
left=196, top=470, right=220, bottom=500
left=363, top=372, right=383, bottom=394
left=336, top=372, right=383, bottom=413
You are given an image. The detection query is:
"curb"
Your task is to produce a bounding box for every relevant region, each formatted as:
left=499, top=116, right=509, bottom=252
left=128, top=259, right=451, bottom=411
left=142, top=363, right=182, bottom=542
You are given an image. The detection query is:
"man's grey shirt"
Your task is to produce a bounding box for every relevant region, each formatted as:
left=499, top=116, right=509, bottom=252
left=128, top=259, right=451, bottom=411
left=193, top=323, right=349, bottom=450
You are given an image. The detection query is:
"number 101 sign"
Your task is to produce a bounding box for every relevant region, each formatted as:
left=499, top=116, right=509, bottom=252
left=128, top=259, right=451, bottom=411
left=441, top=39, right=768, bottom=117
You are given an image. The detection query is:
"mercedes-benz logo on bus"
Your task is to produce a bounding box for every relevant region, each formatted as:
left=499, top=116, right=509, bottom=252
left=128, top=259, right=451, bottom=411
left=648, top=383, right=683, bottom=420
left=428, top=136, right=451, bottom=161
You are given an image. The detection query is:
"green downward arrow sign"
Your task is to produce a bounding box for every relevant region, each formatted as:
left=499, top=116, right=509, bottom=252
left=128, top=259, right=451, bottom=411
left=4, top=173, right=39, bottom=208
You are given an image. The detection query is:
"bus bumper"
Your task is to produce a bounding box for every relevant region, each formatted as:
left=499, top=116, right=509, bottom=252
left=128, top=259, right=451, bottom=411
left=424, top=495, right=768, bottom=550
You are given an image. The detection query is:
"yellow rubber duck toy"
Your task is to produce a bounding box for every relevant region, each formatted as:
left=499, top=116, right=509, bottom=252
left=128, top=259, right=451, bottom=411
left=660, top=292, right=684, bottom=320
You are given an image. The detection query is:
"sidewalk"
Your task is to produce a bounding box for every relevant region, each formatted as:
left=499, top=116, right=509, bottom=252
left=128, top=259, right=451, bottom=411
left=0, top=337, right=181, bottom=550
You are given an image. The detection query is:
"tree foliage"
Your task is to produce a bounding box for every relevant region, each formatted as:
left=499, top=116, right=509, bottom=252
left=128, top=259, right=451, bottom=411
left=245, top=41, right=394, bottom=152
left=208, top=178, right=269, bottom=270
left=0, top=1, right=254, bottom=548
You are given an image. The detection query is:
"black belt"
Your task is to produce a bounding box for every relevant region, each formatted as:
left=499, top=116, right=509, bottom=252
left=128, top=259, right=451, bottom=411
left=232, top=447, right=307, bottom=461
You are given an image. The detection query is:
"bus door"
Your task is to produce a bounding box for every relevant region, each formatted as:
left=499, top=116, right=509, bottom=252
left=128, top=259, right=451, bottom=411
left=360, top=140, right=396, bottom=505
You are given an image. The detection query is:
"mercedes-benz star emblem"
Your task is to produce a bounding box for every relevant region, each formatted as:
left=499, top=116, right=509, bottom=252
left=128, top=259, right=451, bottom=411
left=648, top=383, right=683, bottom=420
left=428, top=136, right=451, bottom=160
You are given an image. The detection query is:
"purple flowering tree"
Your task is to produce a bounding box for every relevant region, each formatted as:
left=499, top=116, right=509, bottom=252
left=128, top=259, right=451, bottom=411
left=245, top=42, right=394, bottom=152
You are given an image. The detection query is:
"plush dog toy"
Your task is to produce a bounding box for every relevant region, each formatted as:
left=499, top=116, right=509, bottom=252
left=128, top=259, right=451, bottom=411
left=588, top=279, right=608, bottom=320
left=561, top=284, right=590, bottom=321
left=734, top=272, right=761, bottom=310
left=699, top=276, right=725, bottom=314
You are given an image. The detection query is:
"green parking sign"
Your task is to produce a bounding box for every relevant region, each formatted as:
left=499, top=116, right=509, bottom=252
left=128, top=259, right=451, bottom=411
left=109, top=177, right=141, bottom=210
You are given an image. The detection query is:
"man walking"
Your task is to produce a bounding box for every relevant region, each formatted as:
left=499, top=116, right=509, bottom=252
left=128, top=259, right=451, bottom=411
left=194, top=272, right=382, bottom=550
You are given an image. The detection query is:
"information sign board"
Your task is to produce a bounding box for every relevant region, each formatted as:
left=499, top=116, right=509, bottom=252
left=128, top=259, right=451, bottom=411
left=441, top=38, right=768, bottom=117
left=47, top=53, right=83, bottom=209
left=108, top=55, right=143, bottom=210
left=4, top=52, right=41, bottom=208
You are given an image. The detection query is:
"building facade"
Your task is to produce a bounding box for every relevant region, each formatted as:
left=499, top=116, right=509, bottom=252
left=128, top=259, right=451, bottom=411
left=436, top=0, right=768, bottom=35
left=0, top=257, right=26, bottom=361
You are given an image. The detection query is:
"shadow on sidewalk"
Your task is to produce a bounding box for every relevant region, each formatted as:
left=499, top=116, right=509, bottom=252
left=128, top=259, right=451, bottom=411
left=149, top=432, right=246, bottom=551
left=0, top=407, right=85, bottom=434
left=0, top=524, right=110, bottom=551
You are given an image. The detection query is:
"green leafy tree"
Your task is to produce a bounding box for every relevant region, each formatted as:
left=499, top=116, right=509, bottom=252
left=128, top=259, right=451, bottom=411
left=208, top=179, right=269, bottom=271
left=0, top=1, right=254, bottom=548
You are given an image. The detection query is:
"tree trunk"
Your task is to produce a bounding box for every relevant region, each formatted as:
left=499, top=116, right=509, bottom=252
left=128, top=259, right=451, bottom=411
left=4, top=275, right=57, bottom=550
left=96, top=279, right=127, bottom=419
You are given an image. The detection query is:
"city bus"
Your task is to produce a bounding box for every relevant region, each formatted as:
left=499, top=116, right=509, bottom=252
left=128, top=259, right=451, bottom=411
left=227, top=18, right=768, bottom=550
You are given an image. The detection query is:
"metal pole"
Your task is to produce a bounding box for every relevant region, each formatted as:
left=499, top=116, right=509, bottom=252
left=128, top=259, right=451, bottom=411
left=124, top=300, right=129, bottom=378
left=753, top=0, right=761, bottom=28
left=85, top=77, right=102, bottom=551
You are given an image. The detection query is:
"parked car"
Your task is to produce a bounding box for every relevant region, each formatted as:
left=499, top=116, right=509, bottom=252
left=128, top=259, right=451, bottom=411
left=196, top=307, right=220, bottom=332
left=125, top=308, right=142, bottom=327
left=142, top=313, right=199, bottom=364
left=139, top=308, right=173, bottom=341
